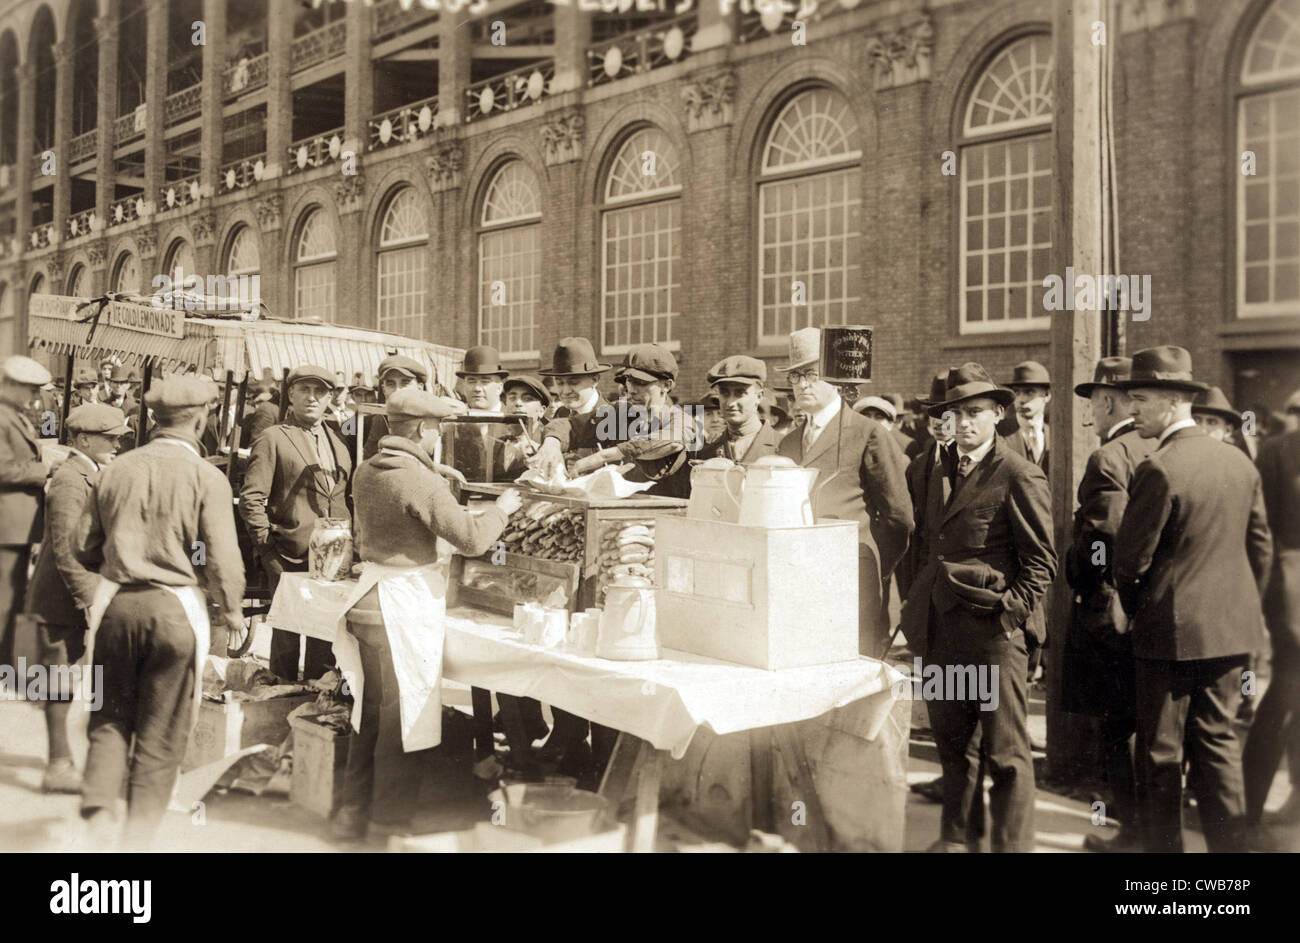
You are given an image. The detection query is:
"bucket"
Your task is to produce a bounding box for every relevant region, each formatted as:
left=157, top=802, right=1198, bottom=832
left=488, top=783, right=611, bottom=843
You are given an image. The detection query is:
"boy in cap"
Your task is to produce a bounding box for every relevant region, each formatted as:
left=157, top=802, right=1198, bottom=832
left=1115, top=346, right=1272, bottom=852
left=695, top=356, right=783, bottom=465
left=333, top=388, right=522, bottom=840
left=24, top=403, right=130, bottom=793
left=0, top=356, right=60, bottom=680
left=240, top=364, right=353, bottom=681
left=76, top=376, right=246, bottom=848
left=363, top=354, right=431, bottom=460
left=503, top=374, right=550, bottom=421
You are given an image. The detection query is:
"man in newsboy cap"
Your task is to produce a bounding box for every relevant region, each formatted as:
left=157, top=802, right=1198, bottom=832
left=694, top=355, right=783, bottom=465
left=77, top=376, right=246, bottom=849
left=240, top=365, right=353, bottom=681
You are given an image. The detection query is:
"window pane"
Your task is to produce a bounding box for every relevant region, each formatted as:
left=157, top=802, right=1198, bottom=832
left=479, top=224, right=540, bottom=354
left=377, top=245, right=426, bottom=337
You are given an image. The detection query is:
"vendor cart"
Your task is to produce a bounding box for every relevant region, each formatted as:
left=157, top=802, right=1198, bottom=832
left=25, top=291, right=465, bottom=630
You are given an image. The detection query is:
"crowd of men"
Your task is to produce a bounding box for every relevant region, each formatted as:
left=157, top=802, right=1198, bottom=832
left=0, top=323, right=1296, bottom=852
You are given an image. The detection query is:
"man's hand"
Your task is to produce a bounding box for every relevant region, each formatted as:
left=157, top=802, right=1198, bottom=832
left=495, top=488, right=524, bottom=517
left=529, top=438, right=564, bottom=478
left=224, top=611, right=251, bottom=656
left=570, top=452, right=608, bottom=476
left=434, top=462, right=467, bottom=485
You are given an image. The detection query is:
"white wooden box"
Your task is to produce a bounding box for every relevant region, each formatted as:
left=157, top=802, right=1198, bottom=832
left=653, top=515, right=859, bottom=670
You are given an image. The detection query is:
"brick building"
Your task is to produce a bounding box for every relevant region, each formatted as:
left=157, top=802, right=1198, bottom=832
left=0, top=0, right=1296, bottom=411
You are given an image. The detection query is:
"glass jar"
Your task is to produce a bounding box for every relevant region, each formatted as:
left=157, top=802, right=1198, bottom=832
left=308, top=517, right=354, bottom=582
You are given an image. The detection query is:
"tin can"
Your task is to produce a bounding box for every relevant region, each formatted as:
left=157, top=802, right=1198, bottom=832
left=821, top=325, right=873, bottom=383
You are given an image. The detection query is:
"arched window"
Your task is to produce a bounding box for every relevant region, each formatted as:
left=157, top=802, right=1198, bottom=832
left=959, top=34, right=1054, bottom=333
left=601, top=127, right=682, bottom=351
left=224, top=225, right=260, bottom=277
left=478, top=160, right=541, bottom=356
left=757, top=87, right=863, bottom=342
left=293, top=208, right=337, bottom=322
left=112, top=252, right=140, bottom=293
left=66, top=263, right=87, bottom=297
left=30, top=272, right=46, bottom=295
left=1238, top=0, right=1300, bottom=317
left=162, top=239, right=196, bottom=289
left=376, top=187, right=428, bottom=337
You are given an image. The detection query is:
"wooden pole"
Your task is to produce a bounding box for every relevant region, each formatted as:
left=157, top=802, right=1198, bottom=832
left=1045, top=0, right=1119, bottom=782
left=58, top=352, right=74, bottom=444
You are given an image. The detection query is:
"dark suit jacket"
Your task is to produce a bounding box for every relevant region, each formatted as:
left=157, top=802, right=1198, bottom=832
left=542, top=395, right=619, bottom=459
left=694, top=421, right=784, bottom=466
left=1256, top=429, right=1300, bottom=650
left=24, top=452, right=99, bottom=626
left=241, top=400, right=280, bottom=448
left=1001, top=423, right=1050, bottom=475
left=898, top=440, right=944, bottom=601
left=0, top=401, right=47, bottom=546
left=1115, top=426, right=1272, bottom=661
left=898, top=435, right=1057, bottom=655
left=239, top=422, right=354, bottom=561
left=777, top=403, right=913, bottom=580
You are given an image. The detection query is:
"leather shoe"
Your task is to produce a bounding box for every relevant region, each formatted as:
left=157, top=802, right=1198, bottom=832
left=330, top=805, right=369, bottom=843
left=42, top=758, right=82, bottom=794
left=1083, top=829, right=1141, bottom=853
left=910, top=776, right=944, bottom=802
left=926, top=839, right=974, bottom=853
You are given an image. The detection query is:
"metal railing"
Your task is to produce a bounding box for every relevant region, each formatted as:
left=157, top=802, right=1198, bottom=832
left=369, top=95, right=439, bottom=150
left=586, top=11, right=698, bottom=87
left=114, top=108, right=146, bottom=146
left=165, top=84, right=202, bottom=126
left=465, top=60, right=555, bottom=123
left=291, top=19, right=348, bottom=73
left=286, top=127, right=346, bottom=175
left=373, top=0, right=438, bottom=43
left=223, top=53, right=269, bottom=98
left=220, top=154, right=266, bottom=193
left=160, top=175, right=202, bottom=212
left=66, top=208, right=97, bottom=240
left=70, top=130, right=97, bottom=164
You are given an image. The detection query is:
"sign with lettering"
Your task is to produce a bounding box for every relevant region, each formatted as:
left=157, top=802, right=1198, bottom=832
left=821, top=324, right=873, bottom=383
left=105, top=301, right=185, bottom=339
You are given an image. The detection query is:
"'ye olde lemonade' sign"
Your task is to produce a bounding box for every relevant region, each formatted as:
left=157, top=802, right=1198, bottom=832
left=29, top=294, right=185, bottom=340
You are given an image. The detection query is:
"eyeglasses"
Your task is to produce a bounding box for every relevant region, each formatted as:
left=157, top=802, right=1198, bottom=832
left=787, top=369, right=820, bottom=387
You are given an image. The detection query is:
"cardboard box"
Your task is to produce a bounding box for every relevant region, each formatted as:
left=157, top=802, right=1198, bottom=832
left=654, top=515, right=860, bottom=670
left=183, top=694, right=314, bottom=773
left=289, top=715, right=351, bottom=818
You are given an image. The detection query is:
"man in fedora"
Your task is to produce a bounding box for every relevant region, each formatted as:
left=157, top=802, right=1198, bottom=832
left=240, top=364, right=354, bottom=681
left=695, top=356, right=783, bottom=466
left=898, top=363, right=1056, bottom=852
left=1060, top=356, right=1154, bottom=853
left=456, top=346, right=509, bottom=414
left=1193, top=386, right=1251, bottom=457
left=777, top=327, right=913, bottom=659
left=69, top=369, right=100, bottom=408
left=530, top=337, right=616, bottom=479
left=1114, top=346, right=1272, bottom=852
left=1003, top=361, right=1051, bottom=473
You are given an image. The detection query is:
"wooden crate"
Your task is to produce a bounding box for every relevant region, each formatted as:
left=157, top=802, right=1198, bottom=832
left=183, top=694, right=315, bottom=773
left=289, top=715, right=351, bottom=818
left=654, top=516, right=860, bottom=670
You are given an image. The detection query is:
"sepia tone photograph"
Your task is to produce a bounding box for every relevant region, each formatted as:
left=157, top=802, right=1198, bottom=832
left=0, top=0, right=1295, bottom=892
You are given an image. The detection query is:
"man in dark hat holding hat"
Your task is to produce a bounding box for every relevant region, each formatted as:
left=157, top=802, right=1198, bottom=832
left=1114, top=346, right=1272, bottom=853
left=240, top=364, right=354, bottom=681
left=1059, top=357, right=1154, bottom=852
left=24, top=403, right=130, bottom=794
left=695, top=356, right=783, bottom=465
left=456, top=346, right=509, bottom=414
left=529, top=336, right=617, bottom=478
left=898, top=363, right=1056, bottom=852
left=76, top=375, right=246, bottom=849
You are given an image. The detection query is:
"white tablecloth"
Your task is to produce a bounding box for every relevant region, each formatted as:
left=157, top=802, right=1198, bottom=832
left=268, top=573, right=905, bottom=759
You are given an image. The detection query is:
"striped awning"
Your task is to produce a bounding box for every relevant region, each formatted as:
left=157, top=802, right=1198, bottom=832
left=28, top=295, right=221, bottom=374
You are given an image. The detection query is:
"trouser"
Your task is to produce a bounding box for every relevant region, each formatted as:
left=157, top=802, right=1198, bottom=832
left=263, top=552, right=335, bottom=681
left=1098, top=643, right=1138, bottom=828
left=859, top=548, right=886, bottom=658
left=80, top=586, right=197, bottom=845
left=926, top=615, right=1034, bottom=852
left=36, top=619, right=88, bottom=762
left=0, top=545, right=31, bottom=676
left=1134, top=655, right=1251, bottom=853
left=1243, top=641, right=1300, bottom=824
left=337, top=620, right=426, bottom=823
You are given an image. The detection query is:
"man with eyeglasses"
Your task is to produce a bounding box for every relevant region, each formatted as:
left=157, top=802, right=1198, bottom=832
left=776, top=328, right=913, bottom=660
left=240, top=364, right=353, bottom=681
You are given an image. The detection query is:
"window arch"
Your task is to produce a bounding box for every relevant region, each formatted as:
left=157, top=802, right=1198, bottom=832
left=162, top=239, right=195, bottom=287
left=293, top=208, right=337, bottom=322
left=376, top=186, right=428, bottom=338
left=112, top=252, right=139, bottom=293
left=1238, top=0, right=1300, bottom=317
left=30, top=272, right=46, bottom=295
left=66, top=263, right=87, bottom=297
left=757, top=87, right=863, bottom=342
left=224, top=225, right=260, bottom=277
left=601, top=127, right=682, bottom=351
left=959, top=34, right=1054, bottom=333
left=478, top=160, right=541, bottom=356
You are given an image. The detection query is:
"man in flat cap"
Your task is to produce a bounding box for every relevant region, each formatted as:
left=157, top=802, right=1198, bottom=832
left=695, top=355, right=783, bottom=465
left=1061, top=357, right=1153, bottom=853
left=0, top=355, right=60, bottom=675
left=899, top=363, right=1055, bottom=852
left=777, top=328, right=913, bottom=660
left=332, top=388, right=521, bottom=841
left=76, top=376, right=246, bottom=849
left=240, top=376, right=282, bottom=447
left=240, top=364, right=353, bottom=681
left=503, top=374, right=550, bottom=422
left=1114, top=346, right=1272, bottom=852
left=24, top=404, right=130, bottom=793
left=363, top=354, right=431, bottom=460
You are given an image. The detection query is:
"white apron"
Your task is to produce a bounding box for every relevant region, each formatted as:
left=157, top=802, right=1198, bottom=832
left=332, top=559, right=448, bottom=753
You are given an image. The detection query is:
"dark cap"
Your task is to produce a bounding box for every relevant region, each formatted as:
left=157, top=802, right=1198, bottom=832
left=1192, top=386, right=1242, bottom=425
left=386, top=388, right=468, bottom=422
left=1114, top=346, right=1208, bottom=393
left=925, top=363, right=1015, bottom=418
left=618, top=344, right=677, bottom=383
left=377, top=354, right=428, bottom=383
left=286, top=364, right=335, bottom=389
left=145, top=375, right=215, bottom=411
left=503, top=373, right=551, bottom=408
left=707, top=355, right=767, bottom=387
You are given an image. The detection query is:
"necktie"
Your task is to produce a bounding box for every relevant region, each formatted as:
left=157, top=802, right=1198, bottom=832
left=958, top=454, right=973, bottom=478
left=802, top=419, right=818, bottom=452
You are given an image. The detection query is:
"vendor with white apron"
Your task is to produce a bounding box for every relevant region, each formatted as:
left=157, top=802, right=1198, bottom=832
left=332, top=387, right=522, bottom=842
left=75, top=375, right=247, bottom=850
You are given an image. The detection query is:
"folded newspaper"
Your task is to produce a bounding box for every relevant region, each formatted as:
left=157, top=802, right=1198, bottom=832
left=515, top=463, right=653, bottom=499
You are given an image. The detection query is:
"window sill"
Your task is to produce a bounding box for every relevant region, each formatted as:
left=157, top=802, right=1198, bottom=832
left=940, top=329, right=1051, bottom=349
left=1218, top=316, right=1300, bottom=349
